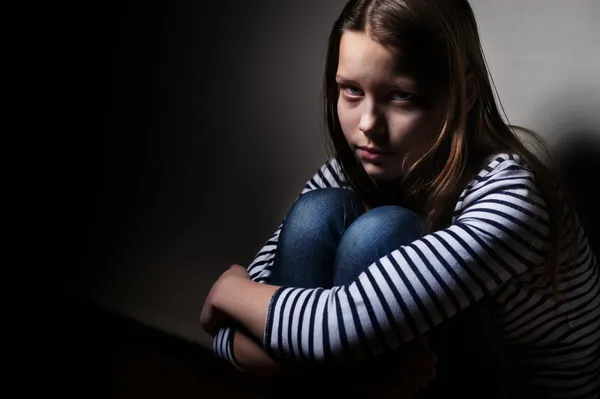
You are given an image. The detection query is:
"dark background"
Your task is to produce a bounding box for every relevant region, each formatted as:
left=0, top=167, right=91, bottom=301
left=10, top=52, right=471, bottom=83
left=45, top=0, right=598, bottom=397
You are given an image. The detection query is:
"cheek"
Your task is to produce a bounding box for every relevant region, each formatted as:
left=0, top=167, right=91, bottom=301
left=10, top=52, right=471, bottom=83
left=337, top=101, right=359, bottom=139
left=388, top=110, right=440, bottom=145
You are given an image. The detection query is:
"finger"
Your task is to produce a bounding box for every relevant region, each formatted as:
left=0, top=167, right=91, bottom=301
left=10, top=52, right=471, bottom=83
left=396, top=361, right=437, bottom=383
left=411, top=335, right=429, bottom=345
left=201, top=317, right=221, bottom=336
left=402, top=372, right=437, bottom=391
left=403, top=363, right=437, bottom=379
left=398, top=358, right=437, bottom=374
left=403, top=336, right=432, bottom=352
left=385, top=374, right=435, bottom=396
left=396, top=345, right=437, bottom=362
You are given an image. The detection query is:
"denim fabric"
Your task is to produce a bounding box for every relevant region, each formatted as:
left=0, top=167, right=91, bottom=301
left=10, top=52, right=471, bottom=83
left=271, top=188, right=423, bottom=288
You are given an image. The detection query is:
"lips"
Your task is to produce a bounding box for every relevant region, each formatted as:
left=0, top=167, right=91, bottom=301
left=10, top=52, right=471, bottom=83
left=357, top=146, right=392, bottom=161
left=358, top=146, right=391, bottom=154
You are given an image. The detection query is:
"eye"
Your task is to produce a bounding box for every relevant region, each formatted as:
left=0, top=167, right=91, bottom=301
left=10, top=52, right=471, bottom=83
left=389, top=90, right=413, bottom=102
left=340, top=85, right=364, bottom=98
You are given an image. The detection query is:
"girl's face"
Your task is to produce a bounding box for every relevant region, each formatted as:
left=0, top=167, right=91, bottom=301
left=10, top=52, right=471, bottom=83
left=336, top=31, right=445, bottom=181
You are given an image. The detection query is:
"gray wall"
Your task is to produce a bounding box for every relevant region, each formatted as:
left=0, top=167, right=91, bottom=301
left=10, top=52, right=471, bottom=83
left=67, top=0, right=599, bottom=350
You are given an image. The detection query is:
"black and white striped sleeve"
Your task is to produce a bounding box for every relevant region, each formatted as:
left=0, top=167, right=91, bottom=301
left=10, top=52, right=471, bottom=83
left=263, top=159, right=550, bottom=364
left=213, top=158, right=346, bottom=366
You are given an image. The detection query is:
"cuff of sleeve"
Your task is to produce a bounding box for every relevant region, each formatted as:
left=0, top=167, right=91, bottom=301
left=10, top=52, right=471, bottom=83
left=263, top=286, right=288, bottom=357
left=213, top=327, right=243, bottom=371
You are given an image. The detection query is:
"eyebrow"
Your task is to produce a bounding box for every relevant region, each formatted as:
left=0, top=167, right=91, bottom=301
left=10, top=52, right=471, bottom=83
left=336, top=74, right=418, bottom=91
left=335, top=75, right=356, bottom=83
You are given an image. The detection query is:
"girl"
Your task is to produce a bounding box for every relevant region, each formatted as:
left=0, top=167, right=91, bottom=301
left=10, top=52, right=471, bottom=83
left=201, top=0, right=600, bottom=397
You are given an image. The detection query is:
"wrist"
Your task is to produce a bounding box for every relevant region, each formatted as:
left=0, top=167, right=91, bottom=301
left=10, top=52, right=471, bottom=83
left=213, top=274, right=248, bottom=313
left=215, top=276, right=280, bottom=342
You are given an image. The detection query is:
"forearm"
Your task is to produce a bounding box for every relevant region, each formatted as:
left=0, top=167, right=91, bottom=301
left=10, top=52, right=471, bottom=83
left=215, top=276, right=280, bottom=343
left=232, top=329, right=289, bottom=374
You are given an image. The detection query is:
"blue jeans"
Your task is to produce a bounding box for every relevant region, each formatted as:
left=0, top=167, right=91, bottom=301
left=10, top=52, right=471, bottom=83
left=270, top=188, right=526, bottom=397
left=271, top=188, right=423, bottom=289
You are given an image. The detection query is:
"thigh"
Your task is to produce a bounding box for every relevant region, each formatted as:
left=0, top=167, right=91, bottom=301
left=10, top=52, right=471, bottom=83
left=270, top=188, right=366, bottom=288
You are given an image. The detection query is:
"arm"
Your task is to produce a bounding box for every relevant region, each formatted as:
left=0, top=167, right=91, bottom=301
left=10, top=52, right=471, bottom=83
left=214, top=324, right=281, bottom=372
left=212, top=159, right=347, bottom=369
left=214, top=158, right=550, bottom=364
left=212, top=303, right=300, bottom=374
left=231, top=329, right=290, bottom=373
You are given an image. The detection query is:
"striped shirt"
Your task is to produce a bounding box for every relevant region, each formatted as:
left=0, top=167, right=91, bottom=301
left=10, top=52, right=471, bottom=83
left=214, top=153, right=600, bottom=398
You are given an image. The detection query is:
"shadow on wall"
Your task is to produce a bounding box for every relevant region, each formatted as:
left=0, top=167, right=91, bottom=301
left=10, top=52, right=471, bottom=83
left=555, top=132, right=600, bottom=256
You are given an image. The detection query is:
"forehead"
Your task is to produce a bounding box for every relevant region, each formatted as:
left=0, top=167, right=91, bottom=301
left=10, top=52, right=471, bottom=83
left=337, top=31, right=415, bottom=86
left=338, top=31, right=396, bottom=74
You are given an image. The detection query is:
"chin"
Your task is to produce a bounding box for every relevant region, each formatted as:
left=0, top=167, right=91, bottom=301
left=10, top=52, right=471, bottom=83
left=361, top=162, right=402, bottom=181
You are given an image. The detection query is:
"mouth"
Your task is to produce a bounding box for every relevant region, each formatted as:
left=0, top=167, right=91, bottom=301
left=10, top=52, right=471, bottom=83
left=356, top=146, right=393, bottom=161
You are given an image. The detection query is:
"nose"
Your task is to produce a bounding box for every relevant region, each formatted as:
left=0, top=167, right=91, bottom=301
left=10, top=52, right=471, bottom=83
left=358, top=102, right=385, bottom=138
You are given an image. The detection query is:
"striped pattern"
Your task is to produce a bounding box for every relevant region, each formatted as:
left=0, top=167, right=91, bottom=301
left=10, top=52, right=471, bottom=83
left=218, top=154, right=600, bottom=398
left=213, top=325, right=241, bottom=370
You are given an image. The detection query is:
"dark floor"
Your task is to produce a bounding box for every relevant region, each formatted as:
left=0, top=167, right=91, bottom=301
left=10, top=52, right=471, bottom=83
left=54, top=295, right=268, bottom=398
left=50, top=295, right=521, bottom=398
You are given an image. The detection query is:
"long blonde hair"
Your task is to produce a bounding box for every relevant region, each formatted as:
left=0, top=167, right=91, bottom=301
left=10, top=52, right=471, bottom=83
left=322, top=0, right=573, bottom=292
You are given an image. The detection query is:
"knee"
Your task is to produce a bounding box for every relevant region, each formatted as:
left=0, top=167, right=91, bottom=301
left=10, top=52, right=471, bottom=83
left=333, top=206, right=423, bottom=284
left=284, top=188, right=364, bottom=232
left=340, top=206, right=423, bottom=252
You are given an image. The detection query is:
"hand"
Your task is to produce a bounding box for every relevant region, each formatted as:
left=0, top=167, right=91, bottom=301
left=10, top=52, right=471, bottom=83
left=200, top=265, right=250, bottom=336
left=342, top=335, right=437, bottom=398
left=393, top=335, right=437, bottom=396
left=221, top=264, right=251, bottom=280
